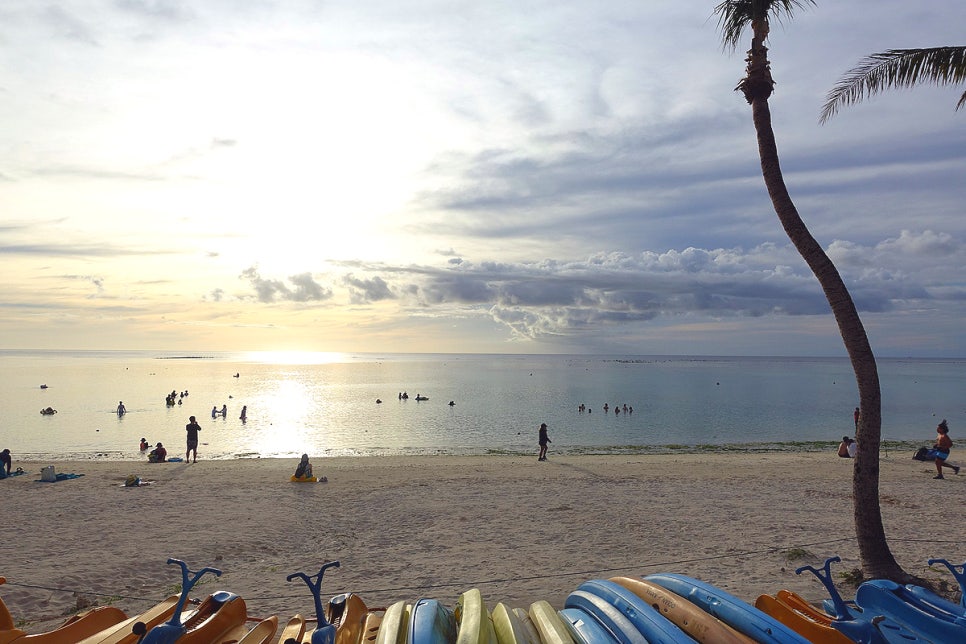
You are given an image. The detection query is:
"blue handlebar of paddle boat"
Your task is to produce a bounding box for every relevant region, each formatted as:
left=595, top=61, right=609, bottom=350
left=927, top=558, right=966, bottom=608
left=795, top=557, right=890, bottom=644
left=795, top=557, right=853, bottom=620
left=140, top=558, right=223, bottom=644
left=286, top=560, right=341, bottom=644
left=796, top=556, right=937, bottom=644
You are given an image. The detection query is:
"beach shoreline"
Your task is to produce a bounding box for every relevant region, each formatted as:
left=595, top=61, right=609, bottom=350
left=2, top=452, right=963, bottom=634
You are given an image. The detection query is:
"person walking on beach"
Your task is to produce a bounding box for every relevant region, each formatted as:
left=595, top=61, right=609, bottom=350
left=186, top=415, right=202, bottom=463
left=1, top=448, right=11, bottom=477
left=538, top=423, right=551, bottom=461
left=853, top=406, right=860, bottom=430
left=932, top=419, right=960, bottom=479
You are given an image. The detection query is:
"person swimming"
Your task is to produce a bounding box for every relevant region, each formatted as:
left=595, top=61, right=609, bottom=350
left=140, top=438, right=149, bottom=451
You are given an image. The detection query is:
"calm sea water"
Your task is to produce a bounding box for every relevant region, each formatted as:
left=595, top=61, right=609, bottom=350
left=1, top=350, right=963, bottom=461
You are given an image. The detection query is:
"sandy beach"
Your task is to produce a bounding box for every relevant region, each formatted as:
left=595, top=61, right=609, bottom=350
left=2, top=452, right=963, bottom=634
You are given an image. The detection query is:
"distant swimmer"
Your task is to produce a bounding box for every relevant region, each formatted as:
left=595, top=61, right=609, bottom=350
left=40, top=407, right=57, bottom=415
left=40, top=384, right=48, bottom=389
left=240, top=405, right=247, bottom=421
left=234, top=373, right=240, bottom=378
left=220, top=404, right=227, bottom=417
left=117, top=401, right=126, bottom=416
left=376, top=399, right=382, bottom=404
left=212, top=406, right=218, bottom=418
left=140, top=437, right=150, bottom=451
left=448, top=400, right=455, bottom=406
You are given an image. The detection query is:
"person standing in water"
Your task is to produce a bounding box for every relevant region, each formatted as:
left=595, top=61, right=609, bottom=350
left=117, top=401, right=126, bottom=416
left=538, top=423, right=551, bottom=461
left=185, top=415, right=202, bottom=463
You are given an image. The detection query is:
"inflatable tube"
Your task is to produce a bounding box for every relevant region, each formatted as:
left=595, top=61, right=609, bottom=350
left=290, top=475, right=318, bottom=483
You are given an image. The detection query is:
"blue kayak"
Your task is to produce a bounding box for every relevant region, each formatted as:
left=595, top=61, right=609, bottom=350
left=576, top=580, right=693, bottom=644
left=407, top=598, right=457, bottom=644
left=564, top=590, right=646, bottom=644
left=558, top=607, right=620, bottom=644
left=644, top=573, right=810, bottom=644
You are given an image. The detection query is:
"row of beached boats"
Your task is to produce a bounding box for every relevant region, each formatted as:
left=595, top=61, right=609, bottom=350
left=2, top=557, right=965, bottom=644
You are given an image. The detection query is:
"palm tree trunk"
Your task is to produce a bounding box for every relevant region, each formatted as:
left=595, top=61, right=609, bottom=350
left=749, top=96, right=915, bottom=582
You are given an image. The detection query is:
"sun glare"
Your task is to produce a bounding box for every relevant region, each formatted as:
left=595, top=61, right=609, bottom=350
left=244, top=351, right=350, bottom=365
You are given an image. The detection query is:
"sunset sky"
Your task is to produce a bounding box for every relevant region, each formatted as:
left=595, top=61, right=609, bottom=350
left=3, top=1, right=965, bottom=356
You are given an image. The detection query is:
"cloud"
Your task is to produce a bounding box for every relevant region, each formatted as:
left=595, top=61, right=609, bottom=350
left=239, top=266, right=333, bottom=303
left=343, top=274, right=394, bottom=304
left=228, top=229, right=954, bottom=342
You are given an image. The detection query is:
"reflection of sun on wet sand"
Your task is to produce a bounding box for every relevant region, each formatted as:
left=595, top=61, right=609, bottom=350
left=2, top=453, right=960, bottom=634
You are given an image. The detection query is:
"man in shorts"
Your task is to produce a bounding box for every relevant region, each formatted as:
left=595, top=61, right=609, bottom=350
left=185, top=415, right=202, bottom=463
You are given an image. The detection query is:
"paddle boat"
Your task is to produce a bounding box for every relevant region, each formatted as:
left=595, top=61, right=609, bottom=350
left=137, top=559, right=248, bottom=644
left=0, top=577, right=128, bottom=644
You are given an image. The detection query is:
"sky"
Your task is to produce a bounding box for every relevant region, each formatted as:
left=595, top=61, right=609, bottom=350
left=2, top=1, right=965, bottom=357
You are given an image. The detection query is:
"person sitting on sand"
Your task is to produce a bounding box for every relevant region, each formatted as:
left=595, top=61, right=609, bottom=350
left=837, top=436, right=854, bottom=458
left=148, top=442, right=167, bottom=463
left=294, top=454, right=313, bottom=479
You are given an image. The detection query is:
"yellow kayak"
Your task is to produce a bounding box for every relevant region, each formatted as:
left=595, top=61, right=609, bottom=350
left=527, top=601, right=573, bottom=644
left=454, top=589, right=496, bottom=644
left=490, top=603, right=536, bottom=644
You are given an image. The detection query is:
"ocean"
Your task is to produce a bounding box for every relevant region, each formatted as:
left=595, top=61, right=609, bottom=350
left=1, top=350, right=962, bottom=461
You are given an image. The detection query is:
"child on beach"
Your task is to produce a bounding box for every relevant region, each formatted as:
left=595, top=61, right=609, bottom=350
left=538, top=423, right=551, bottom=461
left=932, top=419, right=960, bottom=479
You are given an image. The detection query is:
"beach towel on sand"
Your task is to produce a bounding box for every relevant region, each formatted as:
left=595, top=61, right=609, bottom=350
left=35, top=473, right=84, bottom=483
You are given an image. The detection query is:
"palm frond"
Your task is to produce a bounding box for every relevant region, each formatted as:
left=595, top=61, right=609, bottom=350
left=821, top=46, right=966, bottom=122
left=713, top=0, right=816, bottom=51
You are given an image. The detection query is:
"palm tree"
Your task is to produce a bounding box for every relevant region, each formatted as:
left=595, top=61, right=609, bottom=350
left=822, top=47, right=966, bottom=123
left=713, top=0, right=915, bottom=582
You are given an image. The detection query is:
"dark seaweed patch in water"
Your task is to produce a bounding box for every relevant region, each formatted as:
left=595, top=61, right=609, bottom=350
left=155, top=356, right=216, bottom=359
